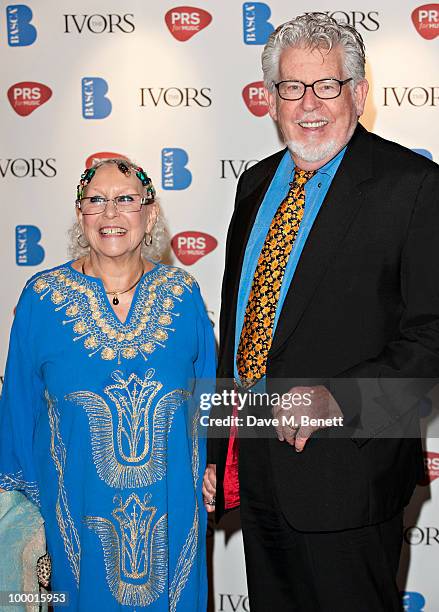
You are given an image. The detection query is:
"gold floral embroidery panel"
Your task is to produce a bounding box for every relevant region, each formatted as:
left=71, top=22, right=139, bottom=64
left=84, top=492, right=168, bottom=606
left=65, top=369, right=190, bottom=489
left=32, top=265, right=194, bottom=363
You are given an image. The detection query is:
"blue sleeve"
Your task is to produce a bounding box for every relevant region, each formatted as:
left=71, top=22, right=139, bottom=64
left=189, top=282, right=217, bottom=471
left=0, top=286, right=44, bottom=506
left=193, top=282, right=217, bottom=389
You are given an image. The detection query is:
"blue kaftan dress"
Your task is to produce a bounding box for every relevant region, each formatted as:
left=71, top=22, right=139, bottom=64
left=0, top=261, right=216, bottom=611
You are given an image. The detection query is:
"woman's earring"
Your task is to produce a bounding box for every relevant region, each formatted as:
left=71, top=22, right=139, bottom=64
left=143, top=232, right=153, bottom=246
left=77, top=232, right=89, bottom=249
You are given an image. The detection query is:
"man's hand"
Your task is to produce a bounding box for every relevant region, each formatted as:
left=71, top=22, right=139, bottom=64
left=202, top=463, right=216, bottom=513
left=272, top=386, right=343, bottom=452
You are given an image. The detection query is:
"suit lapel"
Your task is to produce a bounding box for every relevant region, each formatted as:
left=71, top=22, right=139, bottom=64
left=269, top=124, right=374, bottom=359
left=219, top=150, right=285, bottom=375
left=227, top=150, right=287, bottom=278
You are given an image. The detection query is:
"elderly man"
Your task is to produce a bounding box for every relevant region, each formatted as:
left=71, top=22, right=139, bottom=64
left=203, top=11, right=439, bottom=612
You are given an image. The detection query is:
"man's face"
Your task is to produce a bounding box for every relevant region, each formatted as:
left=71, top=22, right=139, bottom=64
left=266, top=45, right=368, bottom=170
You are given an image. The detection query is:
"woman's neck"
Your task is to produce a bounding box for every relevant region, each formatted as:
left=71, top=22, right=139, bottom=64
left=84, top=251, right=145, bottom=291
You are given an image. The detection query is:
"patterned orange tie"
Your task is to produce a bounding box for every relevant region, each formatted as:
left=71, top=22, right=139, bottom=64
left=237, top=168, right=315, bottom=387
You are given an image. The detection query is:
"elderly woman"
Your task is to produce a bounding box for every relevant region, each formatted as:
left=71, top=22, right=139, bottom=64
left=0, top=158, right=215, bottom=610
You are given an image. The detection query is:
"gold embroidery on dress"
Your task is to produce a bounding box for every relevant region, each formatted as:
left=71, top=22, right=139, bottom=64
left=0, top=470, right=40, bottom=507
left=169, top=405, right=201, bottom=611
left=84, top=493, right=167, bottom=606
left=46, top=391, right=81, bottom=585
left=65, top=370, right=190, bottom=489
left=32, top=265, right=194, bottom=363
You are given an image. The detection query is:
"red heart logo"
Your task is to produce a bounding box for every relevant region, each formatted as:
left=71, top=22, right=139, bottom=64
left=411, top=4, right=439, bottom=39
left=85, top=152, right=127, bottom=168
left=419, top=451, right=439, bottom=486
left=7, top=82, right=52, bottom=116
left=171, top=231, right=217, bottom=265
left=242, top=81, right=269, bottom=117
left=165, top=6, right=212, bottom=41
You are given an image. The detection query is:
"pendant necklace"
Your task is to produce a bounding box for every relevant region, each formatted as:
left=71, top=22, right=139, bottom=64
left=81, top=261, right=144, bottom=306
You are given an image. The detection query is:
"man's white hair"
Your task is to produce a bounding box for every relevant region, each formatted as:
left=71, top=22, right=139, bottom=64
left=262, top=12, right=366, bottom=90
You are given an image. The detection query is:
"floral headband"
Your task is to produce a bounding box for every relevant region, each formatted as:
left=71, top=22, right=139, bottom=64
left=76, top=160, right=156, bottom=201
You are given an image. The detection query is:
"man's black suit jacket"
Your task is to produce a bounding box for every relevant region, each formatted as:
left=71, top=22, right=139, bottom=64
left=208, top=123, right=439, bottom=531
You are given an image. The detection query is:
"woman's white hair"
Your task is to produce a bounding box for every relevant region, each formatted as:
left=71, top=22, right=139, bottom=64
left=262, top=12, right=366, bottom=90
left=68, top=157, right=169, bottom=262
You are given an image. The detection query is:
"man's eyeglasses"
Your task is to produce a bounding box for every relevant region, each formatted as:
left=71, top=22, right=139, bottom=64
left=76, top=194, right=150, bottom=215
left=274, top=78, right=353, bottom=101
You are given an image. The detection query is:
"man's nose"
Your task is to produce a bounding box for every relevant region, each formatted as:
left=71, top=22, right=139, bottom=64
left=300, top=86, right=322, bottom=112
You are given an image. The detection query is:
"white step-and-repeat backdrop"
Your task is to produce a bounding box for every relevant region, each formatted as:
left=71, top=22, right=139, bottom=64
left=1, top=1, right=438, bottom=610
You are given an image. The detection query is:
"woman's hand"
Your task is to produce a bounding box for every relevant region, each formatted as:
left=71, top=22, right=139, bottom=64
left=202, top=464, right=216, bottom=513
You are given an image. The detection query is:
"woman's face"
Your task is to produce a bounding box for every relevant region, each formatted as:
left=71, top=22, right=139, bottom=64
left=77, top=164, right=157, bottom=260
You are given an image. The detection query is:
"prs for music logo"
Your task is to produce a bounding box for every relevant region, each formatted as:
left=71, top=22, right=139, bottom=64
left=242, top=81, right=268, bottom=116
left=7, top=82, right=52, bottom=116
left=165, top=6, right=212, bottom=41
left=419, top=451, right=439, bottom=486
left=171, top=232, right=217, bottom=265
left=411, top=4, right=439, bottom=39
left=85, top=152, right=127, bottom=167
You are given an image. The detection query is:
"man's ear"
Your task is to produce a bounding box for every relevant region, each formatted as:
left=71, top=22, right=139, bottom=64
left=354, top=79, right=369, bottom=117
left=264, top=86, right=278, bottom=121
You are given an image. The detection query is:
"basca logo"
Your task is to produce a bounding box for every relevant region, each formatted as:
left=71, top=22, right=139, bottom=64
left=401, top=591, right=426, bottom=611
left=218, top=594, right=250, bottom=612
left=419, top=451, right=439, bottom=485
left=7, top=4, right=37, bottom=46
left=165, top=6, right=212, bottom=41
left=411, top=4, right=439, bottom=40
left=220, top=159, right=259, bottom=179
left=82, top=78, right=112, bottom=119
left=0, top=158, right=56, bottom=178
left=412, top=148, right=433, bottom=160
left=64, top=13, right=135, bottom=34
left=171, top=231, right=217, bottom=265
left=161, top=148, right=192, bottom=190
left=7, top=82, right=52, bottom=117
left=304, top=11, right=380, bottom=31
left=243, top=2, right=274, bottom=45
left=85, top=152, right=126, bottom=167
left=140, top=87, right=212, bottom=107
left=15, top=225, right=45, bottom=266
left=383, top=86, right=439, bottom=106
left=404, top=526, right=439, bottom=545
left=242, top=81, right=268, bottom=116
